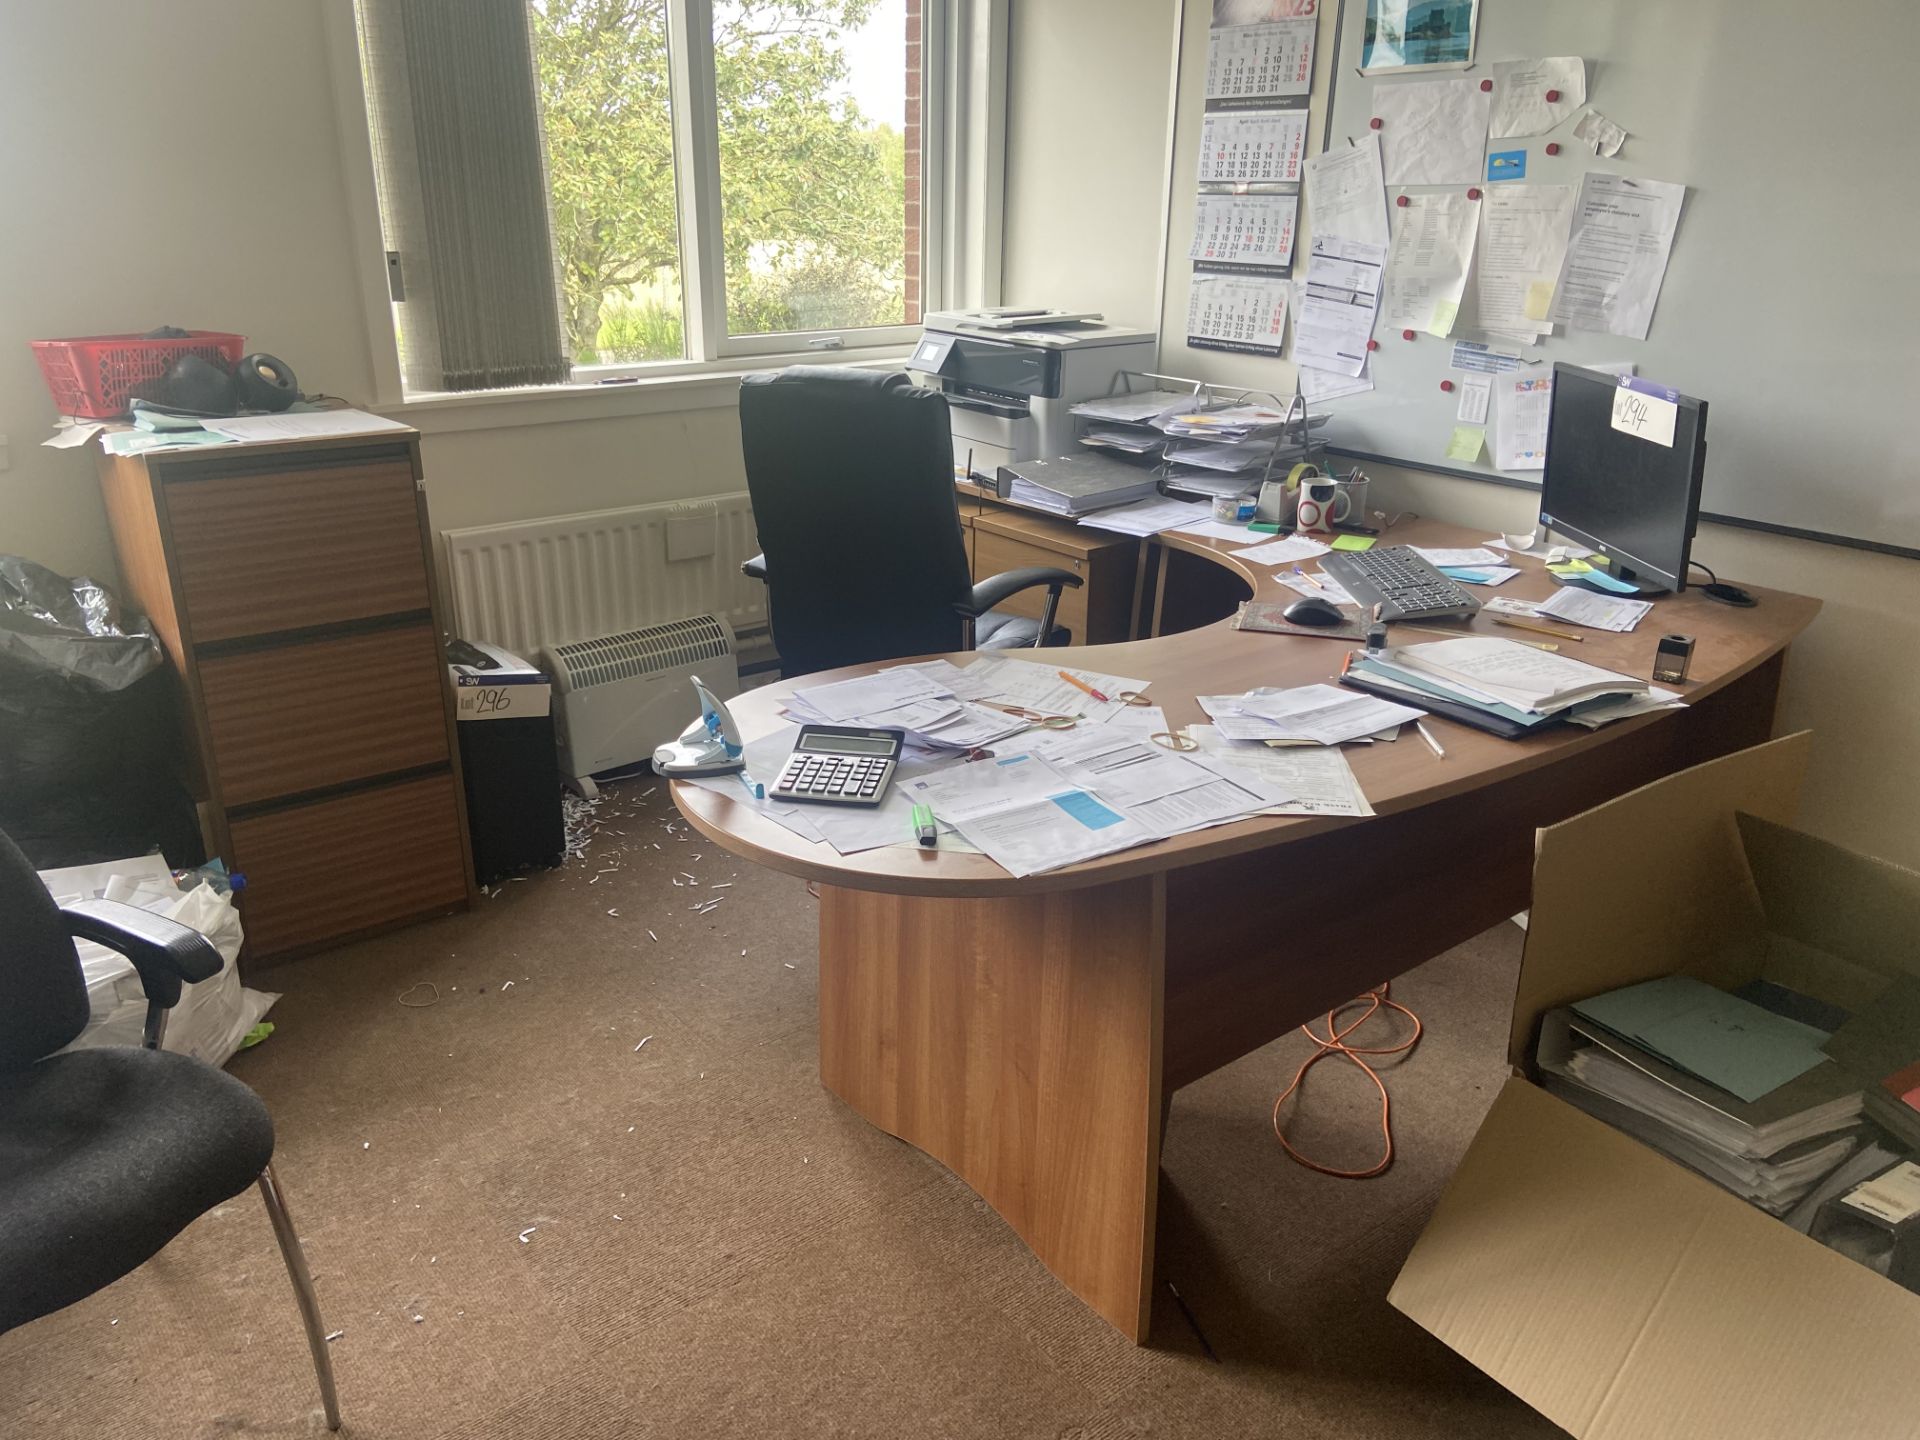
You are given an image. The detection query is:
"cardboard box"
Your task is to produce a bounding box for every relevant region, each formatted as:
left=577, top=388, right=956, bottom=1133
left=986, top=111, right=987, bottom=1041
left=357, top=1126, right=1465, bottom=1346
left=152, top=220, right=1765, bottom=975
left=1390, top=732, right=1920, bottom=1440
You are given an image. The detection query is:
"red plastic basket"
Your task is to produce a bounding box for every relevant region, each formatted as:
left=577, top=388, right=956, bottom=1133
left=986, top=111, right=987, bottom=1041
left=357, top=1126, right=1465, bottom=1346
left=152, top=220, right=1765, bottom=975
left=31, top=331, right=247, bottom=419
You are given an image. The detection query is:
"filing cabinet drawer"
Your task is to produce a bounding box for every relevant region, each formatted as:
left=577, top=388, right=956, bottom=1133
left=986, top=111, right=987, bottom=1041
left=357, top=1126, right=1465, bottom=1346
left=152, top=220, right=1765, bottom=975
left=229, top=774, right=468, bottom=959
left=197, top=622, right=452, bottom=806
left=973, top=529, right=1090, bottom=642
left=165, top=458, right=431, bottom=642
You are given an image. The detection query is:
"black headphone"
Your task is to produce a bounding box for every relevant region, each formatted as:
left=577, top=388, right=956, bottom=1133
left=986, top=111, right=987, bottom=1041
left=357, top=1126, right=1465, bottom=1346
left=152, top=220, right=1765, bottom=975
left=233, top=353, right=300, bottom=412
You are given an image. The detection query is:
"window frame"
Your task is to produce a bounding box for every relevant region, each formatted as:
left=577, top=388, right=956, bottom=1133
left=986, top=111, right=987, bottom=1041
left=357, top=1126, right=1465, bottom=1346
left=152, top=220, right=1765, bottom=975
left=328, top=0, right=1006, bottom=409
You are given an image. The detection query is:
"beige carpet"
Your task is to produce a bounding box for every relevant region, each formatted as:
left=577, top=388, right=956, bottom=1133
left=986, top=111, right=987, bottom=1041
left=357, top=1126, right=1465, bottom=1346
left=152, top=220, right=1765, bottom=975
left=0, top=777, right=1562, bottom=1438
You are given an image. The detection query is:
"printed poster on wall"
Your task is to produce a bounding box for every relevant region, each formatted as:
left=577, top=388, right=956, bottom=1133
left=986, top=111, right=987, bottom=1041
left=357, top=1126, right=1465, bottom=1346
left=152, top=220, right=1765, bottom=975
left=1361, top=0, right=1479, bottom=74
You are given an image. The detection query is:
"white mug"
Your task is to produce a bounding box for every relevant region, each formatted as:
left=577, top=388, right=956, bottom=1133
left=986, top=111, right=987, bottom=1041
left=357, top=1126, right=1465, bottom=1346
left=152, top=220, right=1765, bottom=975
left=1296, top=478, right=1339, bottom=534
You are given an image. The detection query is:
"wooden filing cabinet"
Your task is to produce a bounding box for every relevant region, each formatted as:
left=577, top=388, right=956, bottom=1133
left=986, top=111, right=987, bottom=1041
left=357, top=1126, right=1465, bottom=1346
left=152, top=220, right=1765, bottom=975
left=97, top=429, right=474, bottom=963
left=956, top=497, right=1144, bottom=645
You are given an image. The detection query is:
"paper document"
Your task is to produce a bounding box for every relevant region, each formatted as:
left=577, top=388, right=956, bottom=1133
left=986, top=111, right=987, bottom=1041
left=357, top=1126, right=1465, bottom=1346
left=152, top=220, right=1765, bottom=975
left=1170, top=517, right=1260, bottom=544
left=1041, top=732, right=1219, bottom=807
left=1534, top=586, right=1654, bottom=633
left=1456, top=373, right=1492, bottom=424
left=792, top=668, right=948, bottom=723
left=1230, top=535, right=1329, bottom=565
left=1297, top=356, right=1374, bottom=404
left=1393, top=637, right=1644, bottom=712
left=954, top=656, right=1151, bottom=724
left=1549, top=174, right=1686, bottom=340
left=1372, top=78, right=1491, bottom=186
left=205, top=408, right=409, bottom=442
left=1202, top=684, right=1425, bottom=747
left=1463, top=184, right=1575, bottom=340
left=1573, top=108, right=1628, bottom=158
left=900, top=754, right=1153, bottom=877
left=1380, top=192, right=1481, bottom=337
left=1448, top=340, right=1528, bottom=374
left=1487, top=57, right=1586, bottom=138
left=1197, top=109, right=1310, bottom=185
left=1076, top=495, right=1211, bottom=537
left=1207, top=18, right=1316, bottom=100
left=1294, top=235, right=1386, bottom=377
left=1572, top=975, right=1833, bottom=1104
left=1275, top=569, right=1357, bottom=605
left=1303, top=132, right=1389, bottom=247
left=1412, top=546, right=1502, bottom=567
left=1188, top=725, right=1374, bottom=816
left=1191, top=193, right=1300, bottom=268
left=1069, top=390, right=1194, bottom=425
left=1489, top=365, right=1553, bottom=471
left=1439, top=564, right=1518, bottom=586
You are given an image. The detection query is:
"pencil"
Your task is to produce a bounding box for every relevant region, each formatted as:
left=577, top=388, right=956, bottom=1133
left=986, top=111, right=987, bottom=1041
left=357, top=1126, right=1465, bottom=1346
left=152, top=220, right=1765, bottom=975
left=1416, top=721, right=1446, bottom=759
left=1292, top=565, right=1325, bottom=591
left=1057, top=670, right=1111, bottom=703
left=1494, top=615, right=1584, bottom=642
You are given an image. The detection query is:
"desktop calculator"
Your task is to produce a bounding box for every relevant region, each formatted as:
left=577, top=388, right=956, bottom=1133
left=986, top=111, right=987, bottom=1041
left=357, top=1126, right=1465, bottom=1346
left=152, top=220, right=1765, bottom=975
left=771, top=725, right=906, bottom=806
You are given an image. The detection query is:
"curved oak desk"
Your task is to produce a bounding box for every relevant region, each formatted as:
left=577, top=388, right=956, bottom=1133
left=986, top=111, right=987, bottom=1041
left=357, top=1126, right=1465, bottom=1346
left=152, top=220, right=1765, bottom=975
left=674, top=517, right=1818, bottom=1341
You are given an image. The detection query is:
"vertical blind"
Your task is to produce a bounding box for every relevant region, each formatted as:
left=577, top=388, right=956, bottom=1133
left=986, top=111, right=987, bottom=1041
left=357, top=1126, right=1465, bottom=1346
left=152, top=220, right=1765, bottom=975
left=358, top=0, right=571, bottom=392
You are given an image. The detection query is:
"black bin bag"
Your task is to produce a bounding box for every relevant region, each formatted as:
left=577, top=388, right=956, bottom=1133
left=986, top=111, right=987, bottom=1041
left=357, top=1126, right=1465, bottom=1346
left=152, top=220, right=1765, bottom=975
left=0, top=556, right=202, bottom=867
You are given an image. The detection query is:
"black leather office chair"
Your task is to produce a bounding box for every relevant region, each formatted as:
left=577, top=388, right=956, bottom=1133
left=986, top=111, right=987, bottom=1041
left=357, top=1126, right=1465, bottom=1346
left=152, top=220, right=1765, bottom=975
left=0, top=830, right=340, bottom=1431
left=738, top=366, right=1082, bottom=678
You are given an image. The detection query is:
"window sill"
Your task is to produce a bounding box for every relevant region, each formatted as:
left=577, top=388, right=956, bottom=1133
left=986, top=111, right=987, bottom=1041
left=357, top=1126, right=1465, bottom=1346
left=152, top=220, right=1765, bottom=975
left=377, top=347, right=916, bottom=435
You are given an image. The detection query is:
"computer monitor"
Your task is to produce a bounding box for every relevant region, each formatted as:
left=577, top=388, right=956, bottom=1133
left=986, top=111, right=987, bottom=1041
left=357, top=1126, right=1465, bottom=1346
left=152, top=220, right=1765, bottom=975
left=1539, top=363, right=1708, bottom=595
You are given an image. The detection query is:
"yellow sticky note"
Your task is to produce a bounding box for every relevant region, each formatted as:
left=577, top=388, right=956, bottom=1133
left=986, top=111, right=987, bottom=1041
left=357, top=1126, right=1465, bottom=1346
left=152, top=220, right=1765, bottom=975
left=1331, top=533, right=1376, bottom=551
left=1524, top=281, right=1555, bottom=322
left=1590, top=553, right=1611, bottom=565
left=1429, top=299, right=1459, bottom=336
left=1549, top=559, right=1594, bottom=575
left=1446, top=425, right=1485, bottom=462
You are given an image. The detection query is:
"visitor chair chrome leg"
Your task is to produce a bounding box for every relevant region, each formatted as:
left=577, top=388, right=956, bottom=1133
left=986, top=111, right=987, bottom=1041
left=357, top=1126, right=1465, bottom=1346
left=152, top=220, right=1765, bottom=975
left=257, top=1162, right=342, bottom=1431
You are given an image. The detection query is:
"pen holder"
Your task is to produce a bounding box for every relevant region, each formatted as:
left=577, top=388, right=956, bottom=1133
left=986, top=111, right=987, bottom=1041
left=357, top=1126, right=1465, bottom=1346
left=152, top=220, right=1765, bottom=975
left=1333, top=475, right=1370, bottom=526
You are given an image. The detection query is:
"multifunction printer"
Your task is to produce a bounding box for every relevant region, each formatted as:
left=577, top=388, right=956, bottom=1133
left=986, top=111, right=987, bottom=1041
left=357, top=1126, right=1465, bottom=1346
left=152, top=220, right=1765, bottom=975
left=909, top=309, right=1157, bottom=481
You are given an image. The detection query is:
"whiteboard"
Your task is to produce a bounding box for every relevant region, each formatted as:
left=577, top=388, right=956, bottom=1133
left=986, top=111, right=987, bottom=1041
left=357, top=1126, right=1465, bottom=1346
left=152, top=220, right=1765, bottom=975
left=1317, top=0, right=1920, bottom=552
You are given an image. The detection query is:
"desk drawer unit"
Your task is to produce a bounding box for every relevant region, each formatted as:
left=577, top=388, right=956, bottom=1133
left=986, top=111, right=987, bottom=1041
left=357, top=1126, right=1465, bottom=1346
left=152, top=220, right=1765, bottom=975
left=969, top=511, right=1139, bottom=645
left=98, top=431, right=473, bottom=963
left=974, top=527, right=1090, bottom=641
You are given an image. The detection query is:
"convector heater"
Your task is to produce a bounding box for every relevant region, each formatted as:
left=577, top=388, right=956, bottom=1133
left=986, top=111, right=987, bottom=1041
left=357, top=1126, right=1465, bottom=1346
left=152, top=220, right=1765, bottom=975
left=441, top=495, right=764, bottom=660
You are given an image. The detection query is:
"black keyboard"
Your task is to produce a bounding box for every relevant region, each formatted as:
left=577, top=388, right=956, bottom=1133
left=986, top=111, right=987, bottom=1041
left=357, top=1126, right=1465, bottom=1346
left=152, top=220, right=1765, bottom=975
left=1321, top=545, right=1482, bottom=621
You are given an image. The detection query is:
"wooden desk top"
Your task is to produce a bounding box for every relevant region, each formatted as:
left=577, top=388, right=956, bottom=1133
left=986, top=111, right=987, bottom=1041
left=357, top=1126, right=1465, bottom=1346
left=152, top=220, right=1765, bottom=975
left=674, top=517, right=1820, bottom=897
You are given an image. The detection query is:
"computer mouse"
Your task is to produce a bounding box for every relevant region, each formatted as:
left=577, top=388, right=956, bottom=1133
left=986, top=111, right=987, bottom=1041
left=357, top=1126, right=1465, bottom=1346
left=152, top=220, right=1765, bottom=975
left=1282, top=596, right=1345, bottom=627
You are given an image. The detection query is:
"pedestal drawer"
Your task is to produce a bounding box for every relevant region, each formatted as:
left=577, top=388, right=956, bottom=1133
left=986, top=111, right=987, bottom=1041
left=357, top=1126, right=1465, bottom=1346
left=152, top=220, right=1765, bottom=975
left=198, top=622, right=451, bottom=806
left=229, top=774, right=468, bottom=959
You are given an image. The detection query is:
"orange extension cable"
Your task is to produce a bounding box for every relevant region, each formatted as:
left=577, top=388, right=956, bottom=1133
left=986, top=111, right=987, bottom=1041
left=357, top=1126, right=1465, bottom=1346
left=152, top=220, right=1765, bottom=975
left=1271, top=984, right=1423, bottom=1179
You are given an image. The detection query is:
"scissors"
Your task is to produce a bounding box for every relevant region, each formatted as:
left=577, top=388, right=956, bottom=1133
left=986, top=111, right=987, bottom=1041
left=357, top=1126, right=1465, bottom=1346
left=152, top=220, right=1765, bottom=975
left=981, top=701, right=1079, bottom=730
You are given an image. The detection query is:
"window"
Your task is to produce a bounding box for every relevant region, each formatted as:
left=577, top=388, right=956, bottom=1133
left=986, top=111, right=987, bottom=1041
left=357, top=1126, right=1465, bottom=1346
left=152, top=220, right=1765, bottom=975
left=351, top=0, right=994, bottom=398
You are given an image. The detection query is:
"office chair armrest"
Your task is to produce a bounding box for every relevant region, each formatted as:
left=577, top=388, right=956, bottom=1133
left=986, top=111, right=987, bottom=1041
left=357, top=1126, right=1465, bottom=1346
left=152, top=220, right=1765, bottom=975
left=741, top=553, right=767, bottom=581
left=957, top=566, right=1084, bottom=618
left=61, top=898, right=223, bottom=1011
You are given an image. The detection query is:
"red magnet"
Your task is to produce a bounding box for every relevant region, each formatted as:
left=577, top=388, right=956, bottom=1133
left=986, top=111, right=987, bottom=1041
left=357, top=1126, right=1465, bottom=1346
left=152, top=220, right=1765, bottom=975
left=1467, top=187, right=1482, bottom=200
left=1396, top=194, right=1410, bottom=207
left=1440, top=379, right=1455, bottom=392
left=1369, top=117, right=1382, bottom=130
left=1545, top=142, right=1561, bottom=156
left=1366, top=339, right=1380, bottom=351
left=1479, top=79, right=1493, bottom=92
left=1545, top=88, right=1562, bottom=103
left=1401, top=329, right=1416, bottom=341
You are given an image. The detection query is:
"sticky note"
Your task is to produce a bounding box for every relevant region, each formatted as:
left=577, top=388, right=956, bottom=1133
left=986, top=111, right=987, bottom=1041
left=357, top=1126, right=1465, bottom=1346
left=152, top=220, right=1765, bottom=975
left=1331, top=534, right=1376, bottom=551
left=1446, top=424, right=1485, bottom=462
left=1548, top=559, right=1593, bottom=574
left=1523, top=281, right=1555, bottom=322
left=1487, top=149, right=1527, bottom=181
left=1429, top=299, right=1459, bottom=336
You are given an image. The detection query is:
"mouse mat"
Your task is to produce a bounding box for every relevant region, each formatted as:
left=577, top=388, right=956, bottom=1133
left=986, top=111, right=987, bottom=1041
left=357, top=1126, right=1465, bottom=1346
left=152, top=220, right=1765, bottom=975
left=1232, top=599, right=1367, bottom=641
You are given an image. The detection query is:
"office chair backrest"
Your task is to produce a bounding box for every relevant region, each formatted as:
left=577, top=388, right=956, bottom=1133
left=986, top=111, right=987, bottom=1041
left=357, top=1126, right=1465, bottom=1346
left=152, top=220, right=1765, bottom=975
left=0, top=830, right=89, bottom=1068
left=739, top=366, right=974, bottom=678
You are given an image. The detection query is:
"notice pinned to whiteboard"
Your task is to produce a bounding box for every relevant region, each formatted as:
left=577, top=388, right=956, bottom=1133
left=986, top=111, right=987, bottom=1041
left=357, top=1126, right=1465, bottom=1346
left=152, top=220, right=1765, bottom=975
left=1610, top=377, right=1680, bottom=448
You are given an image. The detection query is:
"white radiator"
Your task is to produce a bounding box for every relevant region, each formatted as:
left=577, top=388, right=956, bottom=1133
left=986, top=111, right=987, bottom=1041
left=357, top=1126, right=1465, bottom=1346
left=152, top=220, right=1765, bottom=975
left=442, top=495, right=764, bottom=660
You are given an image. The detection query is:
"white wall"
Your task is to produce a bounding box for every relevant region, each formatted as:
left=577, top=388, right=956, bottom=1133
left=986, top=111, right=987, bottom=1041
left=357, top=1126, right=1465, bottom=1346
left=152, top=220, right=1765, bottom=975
left=0, top=0, right=749, bottom=585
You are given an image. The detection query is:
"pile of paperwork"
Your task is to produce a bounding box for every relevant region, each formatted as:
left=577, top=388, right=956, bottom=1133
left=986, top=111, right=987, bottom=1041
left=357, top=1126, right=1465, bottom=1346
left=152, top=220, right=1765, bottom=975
left=1197, top=684, right=1424, bottom=746
left=1347, top=637, right=1667, bottom=733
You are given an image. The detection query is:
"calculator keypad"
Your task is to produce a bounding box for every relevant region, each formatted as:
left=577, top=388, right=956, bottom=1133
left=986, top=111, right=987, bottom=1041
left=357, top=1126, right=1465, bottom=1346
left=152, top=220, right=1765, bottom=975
left=772, top=752, right=896, bottom=806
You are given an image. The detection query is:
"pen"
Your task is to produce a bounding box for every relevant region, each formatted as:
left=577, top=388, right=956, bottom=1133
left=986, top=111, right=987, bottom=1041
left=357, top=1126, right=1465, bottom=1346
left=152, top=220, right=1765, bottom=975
left=1494, top=615, right=1583, bottom=643
left=1292, top=565, right=1325, bottom=591
left=1057, top=670, right=1111, bottom=703
left=735, top=771, right=764, bottom=800
left=911, top=803, right=938, bottom=848
left=1416, top=721, right=1447, bottom=759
